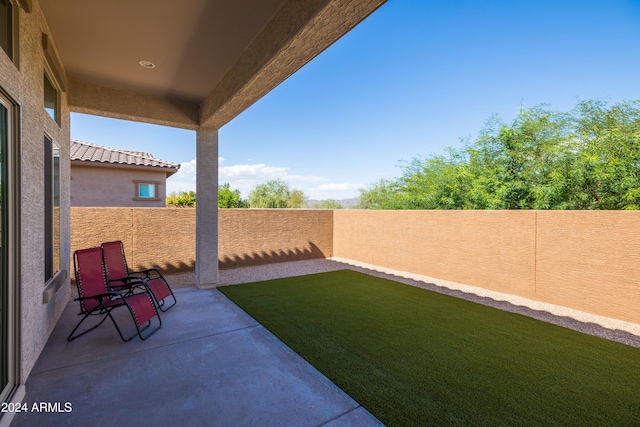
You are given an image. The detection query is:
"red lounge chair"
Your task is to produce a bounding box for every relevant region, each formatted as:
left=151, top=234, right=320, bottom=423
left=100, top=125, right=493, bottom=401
left=102, top=240, right=177, bottom=312
left=69, top=247, right=161, bottom=342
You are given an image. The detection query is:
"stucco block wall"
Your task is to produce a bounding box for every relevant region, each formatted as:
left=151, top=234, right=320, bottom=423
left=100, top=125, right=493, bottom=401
left=333, top=210, right=537, bottom=298
left=132, top=209, right=197, bottom=271
left=71, top=165, right=169, bottom=207
left=0, top=0, right=72, bottom=382
left=70, top=208, right=640, bottom=325
left=218, top=209, right=333, bottom=268
left=333, top=210, right=640, bottom=325
left=535, top=211, right=640, bottom=325
left=71, top=208, right=136, bottom=269
left=70, top=208, right=333, bottom=278
left=71, top=208, right=196, bottom=274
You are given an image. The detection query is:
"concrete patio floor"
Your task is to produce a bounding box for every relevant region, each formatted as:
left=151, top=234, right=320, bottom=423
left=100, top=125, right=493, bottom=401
left=11, top=261, right=383, bottom=427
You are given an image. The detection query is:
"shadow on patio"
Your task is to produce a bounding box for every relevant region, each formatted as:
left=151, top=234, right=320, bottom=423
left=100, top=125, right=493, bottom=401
left=12, top=260, right=382, bottom=427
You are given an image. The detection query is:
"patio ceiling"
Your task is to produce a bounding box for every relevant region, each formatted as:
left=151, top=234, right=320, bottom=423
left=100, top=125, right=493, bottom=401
left=38, top=0, right=386, bottom=129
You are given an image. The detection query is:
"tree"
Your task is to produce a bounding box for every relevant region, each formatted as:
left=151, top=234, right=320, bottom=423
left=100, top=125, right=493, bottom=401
left=569, top=100, right=640, bottom=209
left=358, top=179, right=405, bottom=209
left=287, top=189, right=308, bottom=208
left=166, top=184, right=248, bottom=208
left=166, top=190, right=196, bottom=207
left=359, top=99, right=640, bottom=210
left=308, top=199, right=345, bottom=209
left=248, top=179, right=307, bottom=208
left=218, top=183, right=248, bottom=208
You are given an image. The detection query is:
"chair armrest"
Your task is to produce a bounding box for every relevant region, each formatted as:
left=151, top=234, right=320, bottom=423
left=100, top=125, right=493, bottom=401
left=130, top=268, right=163, bottom=279
left=110, top=275, right=143, bottom=283
left=108, top=277, right=148, bottom=292
left=74, top=291, right=121, bottom=302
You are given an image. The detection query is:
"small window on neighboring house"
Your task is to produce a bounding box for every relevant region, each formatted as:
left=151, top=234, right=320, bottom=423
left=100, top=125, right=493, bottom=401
left=44, top=72, right=59, bottom=124
left=133, top=180, right=161, bottom=201
left=138, top=183, right=156, bottom=198
left=0, top=0, right=13, bottom=60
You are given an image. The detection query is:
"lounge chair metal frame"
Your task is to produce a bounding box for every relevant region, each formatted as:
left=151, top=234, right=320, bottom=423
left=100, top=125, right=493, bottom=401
left=102, top=240, right=177, bottom=312
left=69, top=247, right=161, bottom=342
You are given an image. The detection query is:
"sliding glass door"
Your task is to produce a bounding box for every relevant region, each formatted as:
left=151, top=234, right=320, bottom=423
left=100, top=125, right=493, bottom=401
left=0, top=93, right=9, bottom=396
left=0, top=89, right=17, bottom=405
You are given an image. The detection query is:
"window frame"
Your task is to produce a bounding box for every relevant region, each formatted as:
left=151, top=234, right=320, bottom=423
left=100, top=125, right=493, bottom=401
left=138, top=183, right=156, bottom=198
left=43, top=134, right=60, bottom=284
left=43, top=66, right=60, bottom=126
left=0, top=0, right=18, bottom=65
left=133, top=180, right=162, bottom=202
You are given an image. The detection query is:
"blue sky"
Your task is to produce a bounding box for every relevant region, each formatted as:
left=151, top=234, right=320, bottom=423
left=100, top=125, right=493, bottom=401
left=71, top=0, right=640, bottom=200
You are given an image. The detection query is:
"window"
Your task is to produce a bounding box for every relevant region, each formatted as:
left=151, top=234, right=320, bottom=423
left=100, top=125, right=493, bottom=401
left=133, top=180, right=163, bottom=201
left=44, top=135, right=60, bottom=282
left=133, top=180, right=161, bottom=201
left=44, top=72, right=59, bottom=124
left=0, top=0, right=12, bottom=60
left=138, top=183, right=156, bottom=198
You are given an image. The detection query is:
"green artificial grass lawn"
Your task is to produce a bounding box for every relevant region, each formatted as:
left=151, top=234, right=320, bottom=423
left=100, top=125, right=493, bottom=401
left=219, top=270, right=640, bottom=426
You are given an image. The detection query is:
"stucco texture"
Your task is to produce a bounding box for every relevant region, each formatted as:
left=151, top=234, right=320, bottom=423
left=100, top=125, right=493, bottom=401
left=535, top=211, right=640, bottom=326
left=218, top=209, right=333, bottom=268
left=71, top=164, right=169, bottom=207
left=70, top=208, right=640, bottom=325
left=333, top=210, right=536, bottom=297
left=71, top=208, right=333, bottom=277
left=0, top=0, right=72, bottom=382
left=70, top=208, right=194, bottom=274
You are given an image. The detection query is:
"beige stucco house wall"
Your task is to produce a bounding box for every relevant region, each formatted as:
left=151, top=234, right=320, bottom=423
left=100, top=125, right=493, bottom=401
left=0, top=0, right=72, bottom=411
left=70, top=140, right=179, bottom=207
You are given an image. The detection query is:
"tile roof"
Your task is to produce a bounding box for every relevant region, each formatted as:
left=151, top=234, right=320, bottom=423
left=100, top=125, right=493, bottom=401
left=70, top=140, right=180, bottom=172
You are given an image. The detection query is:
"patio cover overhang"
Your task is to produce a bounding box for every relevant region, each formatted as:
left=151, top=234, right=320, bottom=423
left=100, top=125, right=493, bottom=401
left=38, top=0, right=386, bottom=286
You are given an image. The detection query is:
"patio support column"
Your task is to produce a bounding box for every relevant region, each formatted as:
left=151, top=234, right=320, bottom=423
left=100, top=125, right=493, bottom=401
left=195, top=126, right=219, bottom=288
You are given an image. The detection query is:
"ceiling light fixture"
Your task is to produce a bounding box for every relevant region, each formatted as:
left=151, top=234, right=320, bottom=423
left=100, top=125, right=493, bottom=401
left=138, top=60, right=155, bottom=69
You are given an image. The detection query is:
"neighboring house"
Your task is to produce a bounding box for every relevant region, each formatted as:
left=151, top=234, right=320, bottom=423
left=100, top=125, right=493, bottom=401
left=70, top=140, right=179, bottom=207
